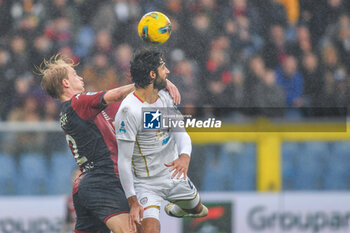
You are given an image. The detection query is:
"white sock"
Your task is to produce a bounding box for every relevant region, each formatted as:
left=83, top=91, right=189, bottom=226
left=170, top=203, right=187, bottom=216
left=194, top=205, right=208, bottom=217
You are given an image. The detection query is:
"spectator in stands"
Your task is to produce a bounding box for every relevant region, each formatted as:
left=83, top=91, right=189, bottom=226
left=333, top=14, right=350, bottom=73
left=306, top=0, right=346, bottom=46
left=255, top=0, right=288, bottom=36
left=46, top=0, right=81, bottom=33
left=9, top=34, right=30, bottom=75
left=228, top=0, right=262, bottom=34
left=92, top=0, right=140, bottom=44
left=0, top=0, right=13, bottom=36
left=15, top=14, right=40, bottom=42
left=58, top=45, right=79, bottom=65
left=254, top=69, right=286, bottom=117
left=171, top=59, right=200, bottom=109
left=320, top=43, right=349, bottom=115
left=204, top=46, right=234, bottom=115
left=287, top=24, right=314, bottom=62
left=278, top=0, right=300, bottom=26
left=73, top=26, right=95, bottom=60
left=275, top=55, right=304, bottom=111
left=89, top=29, right=114, bottom=59
left=183, top=13, right=213, bottom=67
left=300, top=52, right=325, bottom=109
left=0, top=48, right=15, bottom=120
left=320, top=43, right=346, bottom=108
left=82, top=52, right=119, bottom=91
left=30, top=35, right=54, bottom=68
left=162, top=16, right=187, bottom=60
left=44, top=16, right=74, bottom=49
left=245, top=53, right=266, bottom=107
left=113, top=43, right=133, bottom=86
left=262, top=24, right=290, bottom=69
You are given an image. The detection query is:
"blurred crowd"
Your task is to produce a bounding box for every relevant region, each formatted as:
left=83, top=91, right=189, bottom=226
left=1, top=0, right=350, bottom=124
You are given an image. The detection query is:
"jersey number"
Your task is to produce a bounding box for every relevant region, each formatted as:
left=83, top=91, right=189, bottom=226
left=65, top=134, right=88, bottom=166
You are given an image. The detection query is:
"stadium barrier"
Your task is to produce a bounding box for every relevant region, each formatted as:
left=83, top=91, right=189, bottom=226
left=0, top=192, right=349, bottom=233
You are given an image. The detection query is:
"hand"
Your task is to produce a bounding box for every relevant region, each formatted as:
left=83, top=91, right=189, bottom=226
left=166, top=80, right=181, bottom=105
left=127, top=196, right=144, bottom=232
left=164, top=154, right=190, bottom=179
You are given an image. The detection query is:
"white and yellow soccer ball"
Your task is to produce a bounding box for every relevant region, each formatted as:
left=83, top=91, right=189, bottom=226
left=137, top=11, right=172, bottom=45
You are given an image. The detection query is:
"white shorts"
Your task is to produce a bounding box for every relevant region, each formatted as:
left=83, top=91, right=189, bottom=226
left=134, top=172, right=200, bottom=220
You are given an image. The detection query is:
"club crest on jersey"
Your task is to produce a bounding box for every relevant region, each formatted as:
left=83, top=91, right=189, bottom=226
left=119, top=121, right=126, bottom=133
left=140, top=197, right=148, bottom=205
left=143, top=109, right=161, bottom=129
left=60, top=113, right=67, bottom=127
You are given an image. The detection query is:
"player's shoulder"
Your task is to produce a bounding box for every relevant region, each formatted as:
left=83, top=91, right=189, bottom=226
left=158, top=90, right=172, bottom=101
left=158, top=90, right=174, bottom=106
left=118, top=92, right=142, bottom=115
left=121, top=92, right=135, bottom=104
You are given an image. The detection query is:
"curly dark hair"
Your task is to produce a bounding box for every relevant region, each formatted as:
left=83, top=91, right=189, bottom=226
left=130, top=48, right=164, bottom=88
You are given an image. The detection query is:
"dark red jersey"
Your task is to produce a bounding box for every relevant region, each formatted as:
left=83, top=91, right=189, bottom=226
left=60, top=91, right=120, bottom=177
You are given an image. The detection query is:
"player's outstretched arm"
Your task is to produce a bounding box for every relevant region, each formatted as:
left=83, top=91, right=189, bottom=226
left=103, top=84, right=135, bottom=105
left=103, top=81, right=180, bottom=105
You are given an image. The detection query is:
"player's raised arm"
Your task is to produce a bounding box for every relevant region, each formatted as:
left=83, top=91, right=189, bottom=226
left=166, top=80, right=181, bottom=105
left=104, top=81, right=179, bottom=105
left=103, top=84, right=135, bottom=105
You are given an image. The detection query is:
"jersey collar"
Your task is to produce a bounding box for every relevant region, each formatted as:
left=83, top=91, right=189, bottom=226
left=133, top=91, right=145, bottom=103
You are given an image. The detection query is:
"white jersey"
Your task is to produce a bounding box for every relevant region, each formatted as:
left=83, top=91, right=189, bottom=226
left=115, top=90, right=178, bottom=177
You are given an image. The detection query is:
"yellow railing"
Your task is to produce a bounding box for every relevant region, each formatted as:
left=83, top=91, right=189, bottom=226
left=188, top=121, right=350, bottom=192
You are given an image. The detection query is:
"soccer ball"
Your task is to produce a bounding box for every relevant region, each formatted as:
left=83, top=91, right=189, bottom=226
left=137, top=11, right=171, bottom=45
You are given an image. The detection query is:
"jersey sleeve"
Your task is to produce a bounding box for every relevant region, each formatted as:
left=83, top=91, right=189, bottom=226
left=71, top=91, right=107, bottom=120
left=117, top=139, right=136, bottom=198
left=115, top=104, right=139, bottom=142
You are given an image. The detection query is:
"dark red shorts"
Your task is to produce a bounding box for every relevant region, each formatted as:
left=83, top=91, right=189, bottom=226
left=73, top=171, right=129, bottom=232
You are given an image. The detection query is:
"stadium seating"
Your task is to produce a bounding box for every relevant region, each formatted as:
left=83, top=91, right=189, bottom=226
left=0, top=153, right=17, bottom=195
left=16, top=153, right=49, bottom=195
left=282, top=142, right=300, bottom=190
left=230, top=143, right=256, bottom=191
left=201, top=143, right=256, bottom=191
left=323, top=142, right=350, bottom=190
left=293, top=142, right=330, bottom=190
left=48, top=152, right=77, bottom=194
left=201, top=145, right=228, bottom=191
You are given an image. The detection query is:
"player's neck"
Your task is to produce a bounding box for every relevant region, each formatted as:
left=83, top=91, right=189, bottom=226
left=60, top=89, right=78, bottom=102
left=135, top=86, right=159, bottom=104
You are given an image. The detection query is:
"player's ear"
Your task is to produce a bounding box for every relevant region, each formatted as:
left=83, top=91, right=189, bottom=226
left=62, top=78, right=70, bottom=88
left=150, top=70, right=156, bottom=80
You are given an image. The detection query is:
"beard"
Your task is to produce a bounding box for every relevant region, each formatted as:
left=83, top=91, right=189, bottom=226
left=153, top=74, right=167, bottom=90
